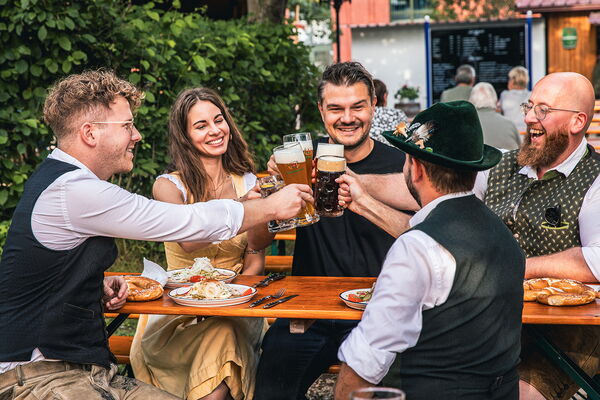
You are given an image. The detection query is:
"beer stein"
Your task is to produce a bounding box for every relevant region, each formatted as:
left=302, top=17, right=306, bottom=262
left=273, top=142, right=319, bottom=227
left=283, top=133, right=313, bottom=183
left=315, top=155, right=346, bottom=217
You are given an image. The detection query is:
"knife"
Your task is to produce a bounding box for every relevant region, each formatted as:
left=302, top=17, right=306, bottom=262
left=248, top=295, right=272, bottom=308
left=263, top=294, right=298, bottom=309
left=253, top=272, right=286, bottom=288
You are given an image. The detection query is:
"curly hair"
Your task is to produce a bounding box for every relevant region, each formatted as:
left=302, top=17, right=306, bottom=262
left=168, top=87, right=255, bottom=203
left=43, top=69, right=143, bottom=143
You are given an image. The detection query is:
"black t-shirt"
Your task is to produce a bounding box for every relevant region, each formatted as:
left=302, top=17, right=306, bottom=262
left=292, top=138, right=405, bottom=277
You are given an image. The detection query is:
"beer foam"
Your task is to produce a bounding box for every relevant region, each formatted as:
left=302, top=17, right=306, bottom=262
left=316, top=143, right=344, bottom=158
left=274, top=147, right=305, bottom=164
left=317, top=156, right=346, bottom=172
left=299, top=140, right=313, bottom=151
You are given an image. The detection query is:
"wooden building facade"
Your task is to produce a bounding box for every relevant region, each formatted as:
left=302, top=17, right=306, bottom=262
left=516, top=0, right=600, bottom=80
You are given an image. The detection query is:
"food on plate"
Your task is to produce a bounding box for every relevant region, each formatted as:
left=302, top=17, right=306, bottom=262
left=180, top=279, right=236, bottom=300
left=523, top=278, right=597, bottom=306
left=124, top=276, right=164, bottom=301
left=346, top=282, right=375, bottom=303
left=169, top=257, right=234, bottom=283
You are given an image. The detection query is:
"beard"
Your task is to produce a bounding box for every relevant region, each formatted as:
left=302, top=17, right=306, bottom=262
left=516, top=123, right=570, bottom=169
left=330, top=121, right=371, bottom=150
left=405, top=166, right=422, bottom=207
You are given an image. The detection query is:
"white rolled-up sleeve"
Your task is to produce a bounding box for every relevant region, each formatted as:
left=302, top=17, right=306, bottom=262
left=33, top=171, right=244, bottom=250
left=337, top=230, right=455, bottom=384
left=580, top=174, right=600, bottom=280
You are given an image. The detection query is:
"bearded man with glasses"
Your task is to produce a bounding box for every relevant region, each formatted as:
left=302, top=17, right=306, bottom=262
left=473, top=72, right=600, bottom=400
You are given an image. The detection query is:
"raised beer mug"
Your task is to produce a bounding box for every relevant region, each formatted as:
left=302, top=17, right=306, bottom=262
left=283, top=133, right=313, bottom=184
left=257, top=175, right=298, bottom=233
left=315, top=155, right=346, bottom=217
left=273, top=142, right=319, bottom=227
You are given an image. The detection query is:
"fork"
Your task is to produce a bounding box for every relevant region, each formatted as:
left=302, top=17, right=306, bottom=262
left=248, top=288, right=287, bottom=308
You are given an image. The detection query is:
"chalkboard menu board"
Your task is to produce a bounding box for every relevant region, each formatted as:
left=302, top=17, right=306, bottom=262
left=431, top=24, right=526, bottom=102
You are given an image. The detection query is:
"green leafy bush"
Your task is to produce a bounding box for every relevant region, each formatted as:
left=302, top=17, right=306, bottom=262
left=0, top=0, right=322, bottom=225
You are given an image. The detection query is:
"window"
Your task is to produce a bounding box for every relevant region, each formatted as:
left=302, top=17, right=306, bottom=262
left=390, top=0, right=432, bottom=21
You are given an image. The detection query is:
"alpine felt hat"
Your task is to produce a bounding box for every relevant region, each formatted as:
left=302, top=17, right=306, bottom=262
left=382, top=100, right=502, bottom=171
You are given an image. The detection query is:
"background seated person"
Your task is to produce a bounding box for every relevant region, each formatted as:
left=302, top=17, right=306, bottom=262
left=440, top=64, right=476, bottom=103
left=470, top=82, right=521, bottom=150
left=499, top=66, right=531, bottom=132
left=369, top=78, right=407, bottom=146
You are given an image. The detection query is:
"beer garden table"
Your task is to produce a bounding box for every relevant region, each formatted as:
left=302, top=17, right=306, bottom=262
left=107, top=275, right=600, bottom=399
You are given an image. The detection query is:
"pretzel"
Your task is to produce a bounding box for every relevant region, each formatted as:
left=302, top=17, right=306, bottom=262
left=124, top=276, right=163, bottom=302
left=523, top=278, right=597, bottom=306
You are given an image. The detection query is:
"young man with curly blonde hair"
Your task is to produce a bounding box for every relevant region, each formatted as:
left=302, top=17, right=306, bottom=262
left=0, top=69, right=312, bottom=399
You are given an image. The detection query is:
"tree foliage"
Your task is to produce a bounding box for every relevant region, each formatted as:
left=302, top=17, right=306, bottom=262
left=430, top=0, right=517, bottom=21
left=0, top=0, right=322, bottom=224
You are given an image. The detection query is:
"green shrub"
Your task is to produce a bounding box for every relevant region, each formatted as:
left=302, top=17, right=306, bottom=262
left=0, top=1, right=321, bottom=244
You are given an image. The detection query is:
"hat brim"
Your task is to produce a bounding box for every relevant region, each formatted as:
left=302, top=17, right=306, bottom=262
left=383, top=131, right=502, bottom=171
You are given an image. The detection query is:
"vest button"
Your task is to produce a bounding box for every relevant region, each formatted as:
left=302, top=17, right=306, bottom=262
left=514, top=233, right=519, bottom=239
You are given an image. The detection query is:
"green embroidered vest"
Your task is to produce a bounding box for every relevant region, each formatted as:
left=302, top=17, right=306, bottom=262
left=485, top=145, right=600, bottom=257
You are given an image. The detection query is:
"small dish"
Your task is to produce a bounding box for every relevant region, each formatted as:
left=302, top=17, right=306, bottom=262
left=339, top=288, right=372, bottom=311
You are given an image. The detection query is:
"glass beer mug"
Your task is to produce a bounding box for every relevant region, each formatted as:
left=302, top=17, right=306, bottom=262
left=272, top=142, right=319, bottom=227
left=257, top=175, right=297, bottom=233
left=315, top=155, right=346, bottom=217
left=283, top=133, right=313, bottom=184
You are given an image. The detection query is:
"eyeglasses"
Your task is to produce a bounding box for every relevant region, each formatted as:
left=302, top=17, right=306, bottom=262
left=544, top=205, right=562, bottom=228
left=90, top=120, right=136, bottom=136
left=520, top=103, right=580, bottom=121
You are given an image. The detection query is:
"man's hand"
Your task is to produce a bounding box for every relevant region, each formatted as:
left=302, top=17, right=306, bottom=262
left=267, top=183, right=314, bottom=220
left=336, top=170, right=374, bottom=216
left=334, top=363, right=374, bottom=400
left=103, top=276, right=128, bottom=311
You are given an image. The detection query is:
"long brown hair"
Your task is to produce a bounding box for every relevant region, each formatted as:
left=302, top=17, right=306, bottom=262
left=168, top=87, right=255, bottom=202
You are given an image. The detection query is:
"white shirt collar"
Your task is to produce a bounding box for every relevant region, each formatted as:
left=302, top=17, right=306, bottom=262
left=409, top=191, right=474, bottom=227
left=518, top=138, right=588, bottom=179
left=48, top=148, right=99, bottom=178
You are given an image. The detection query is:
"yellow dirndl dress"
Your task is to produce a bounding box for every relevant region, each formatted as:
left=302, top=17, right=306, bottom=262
left=130, top=173, right=267, bottom=400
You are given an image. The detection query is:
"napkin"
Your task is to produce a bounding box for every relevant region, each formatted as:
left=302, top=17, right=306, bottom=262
left=141, top=258, right=168, bottom=287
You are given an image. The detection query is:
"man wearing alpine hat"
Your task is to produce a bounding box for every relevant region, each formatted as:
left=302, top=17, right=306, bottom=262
left=334, top=101, right=525, bottom=400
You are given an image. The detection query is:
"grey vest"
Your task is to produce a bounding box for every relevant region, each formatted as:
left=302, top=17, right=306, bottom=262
left=383, top=195, right=524, bottom=400
left=485, top=146, right=600, bottom=257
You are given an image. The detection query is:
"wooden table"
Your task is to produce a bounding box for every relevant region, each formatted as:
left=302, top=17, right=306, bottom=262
left=112, top=276, right=372, bottom=334
left=108, top=275, right=600, bottom=398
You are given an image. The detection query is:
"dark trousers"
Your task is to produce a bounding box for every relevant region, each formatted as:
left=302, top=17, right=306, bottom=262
left=254, top=318, right=358, bottom=400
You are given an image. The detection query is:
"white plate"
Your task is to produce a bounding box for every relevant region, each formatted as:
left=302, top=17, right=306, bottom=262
left=168, top=284, right=256, bottom=307
left=339, top=288, right=371, bottom=311
left=166, top=268, right=237, bottom=288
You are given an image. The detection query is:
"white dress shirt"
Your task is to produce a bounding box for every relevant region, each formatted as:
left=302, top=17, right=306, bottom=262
left=337, top=192, right=472, bottom=384
left=32, top=148, right=244, bottom=250
left=0, top=148, right=245, bottom=372
left=473, top=138, right=600, bottom=279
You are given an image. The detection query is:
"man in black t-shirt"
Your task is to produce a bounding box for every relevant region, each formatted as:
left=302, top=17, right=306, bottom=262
left=255, top=62, right=418, bottom=400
